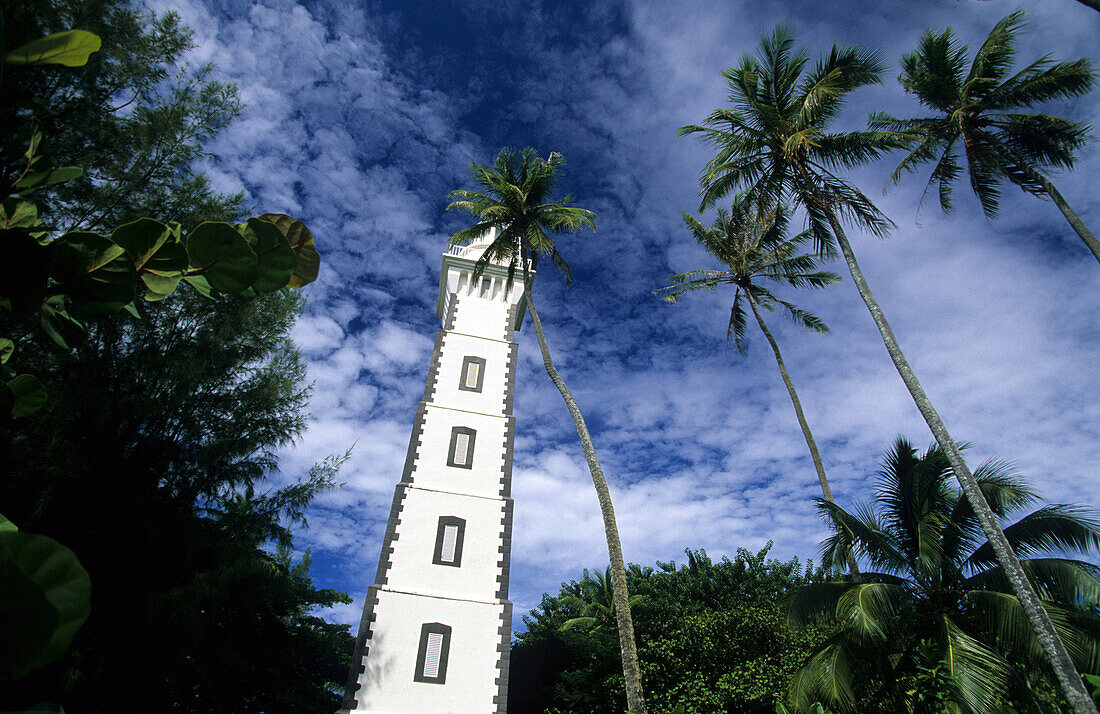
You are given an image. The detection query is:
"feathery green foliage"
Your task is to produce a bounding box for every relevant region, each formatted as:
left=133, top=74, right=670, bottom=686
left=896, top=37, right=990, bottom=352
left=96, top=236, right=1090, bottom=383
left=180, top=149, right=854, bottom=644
left=448, top=148, right=648, bottom=713
left=657, top=196, right=837, bottom=352
left=871, top=11, right=1099, bottom=260
left=679, top=25, right=904, bottom=255
left=513, top=547, right=835, bottom=714
left=786, top=438, right=1100, bottom=713
left=447, top=147, right=595, bottom=288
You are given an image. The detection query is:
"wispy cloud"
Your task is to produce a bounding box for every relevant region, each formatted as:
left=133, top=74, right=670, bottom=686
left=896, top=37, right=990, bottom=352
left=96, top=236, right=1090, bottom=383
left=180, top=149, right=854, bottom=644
left=152, top=0, right=1100, bottom=626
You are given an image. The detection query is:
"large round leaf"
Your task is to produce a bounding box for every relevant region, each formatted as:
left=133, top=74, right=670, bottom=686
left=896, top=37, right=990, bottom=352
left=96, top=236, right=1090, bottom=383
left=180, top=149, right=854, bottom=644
left=38, top=298, right=85, bottom=350
left=258, top=213, right=319, bottom=288
left=14, top=167, right=83, bottom=192
left=239, top=218, right=294, bottom=292
left=0, top=532, right=90, bottom=680
left=0, top=198, right=41, bottom=229
left=0, top=543, right=57, bottom=677
left=113, top=218, right=189, bottom=300
left=5, top=374, right=47, bottom=417
left=185, top=222, right=257, bottom=293
left=5, top=30, right=102, bottom=67
left=110, top=219, right=170, bottom=270
left=50, top=232, right=138, bottom=313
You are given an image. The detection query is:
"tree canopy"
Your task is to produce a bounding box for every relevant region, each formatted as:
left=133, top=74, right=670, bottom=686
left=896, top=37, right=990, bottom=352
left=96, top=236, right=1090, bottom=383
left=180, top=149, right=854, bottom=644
left=0, top=2, right=350, bottom=710
left=511, top=546, right=835, bottom=714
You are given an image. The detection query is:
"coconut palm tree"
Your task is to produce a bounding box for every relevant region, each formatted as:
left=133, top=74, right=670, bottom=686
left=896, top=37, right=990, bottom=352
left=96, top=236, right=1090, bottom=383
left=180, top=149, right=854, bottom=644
left=559, top=566, right=646, bottom=632
left=446, top=147, right=647, bottom=714
left=679, top=25, right=1098, bottom=713
left=786, top=437, right=1100, bottom=713
left=655, top=197, right=861, bottom=580
left=870, top=11, right=1099, bottom=263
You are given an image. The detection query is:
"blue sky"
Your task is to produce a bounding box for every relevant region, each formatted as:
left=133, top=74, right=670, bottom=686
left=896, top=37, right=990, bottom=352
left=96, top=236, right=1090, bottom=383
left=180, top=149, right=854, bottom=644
left=146, top=0, right=1100, bottom=628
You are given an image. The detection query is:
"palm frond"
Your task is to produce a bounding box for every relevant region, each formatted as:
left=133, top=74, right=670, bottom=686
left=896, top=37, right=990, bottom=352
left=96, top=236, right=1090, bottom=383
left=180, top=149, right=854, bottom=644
left=815, top=498, right=908, bottom=575
left=966, top=504, right=1100, bottom=571
left=774, top=297, right=830, bottom=333
left=938, top=614, right=1012, bottom=713
left=899, top=27, right=968, bottom=113
left=787, top=582, right=854, bottom=629
left=836, top=582, right=908, bottom=644
left=964, top=11, right=1026, bottom=97
left=1046, top=602, right=1100, bottom=674
left=966, top=558, right=1100, bottom=608
left=991, top=56, right=1096, bottom=109
left=728, top=289, right=748, bottom=352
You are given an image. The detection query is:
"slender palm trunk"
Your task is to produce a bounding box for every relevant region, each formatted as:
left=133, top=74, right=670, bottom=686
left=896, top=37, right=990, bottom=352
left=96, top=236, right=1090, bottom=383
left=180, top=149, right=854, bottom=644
left=820, top=207, right=1097, bottom=714
left=746, top=294, right=861, bottom=583
left=1037, top=174, right=1100, bottom=265
left=522, top=283, right=647, bottom=714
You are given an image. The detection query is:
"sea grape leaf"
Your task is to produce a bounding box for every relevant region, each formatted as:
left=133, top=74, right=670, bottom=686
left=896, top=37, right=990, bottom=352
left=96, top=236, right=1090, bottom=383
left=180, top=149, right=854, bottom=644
left=238, top=217, right=294, bottom=292
left=185, top=222, right=257, bottom=293
left=257, top=213, right=319, bottom=288
left=5, top=30, right=102, bottom=67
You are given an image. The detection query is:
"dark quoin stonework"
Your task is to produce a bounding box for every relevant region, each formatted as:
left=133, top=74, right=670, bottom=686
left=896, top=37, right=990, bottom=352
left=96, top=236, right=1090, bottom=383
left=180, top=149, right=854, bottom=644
left=400, top=402, right=428, bottom=484
left=374, top=485, right=409, bottom=586
left=340, top=585, right=381, bottom=711
left=495, top=499, right=514, bottom=600
left=502, top=342, right=518, bottom=416
left=422, top=330, right=445, bottom=402
left=493, top=601, right=514, bottom=714
left=443, top=292, right=459, bottom=331
left=500, top=417, right=515, bottom=499
left=504, top=303, right=518, bottom=342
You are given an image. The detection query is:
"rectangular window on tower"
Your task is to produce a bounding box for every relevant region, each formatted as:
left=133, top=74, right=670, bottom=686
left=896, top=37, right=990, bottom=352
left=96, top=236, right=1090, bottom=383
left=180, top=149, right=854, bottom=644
left=447, top=427, right=476, bottom=469
left=432, top=516, right=466, bottom=567
left=414, top=622, right=452, bottom=684
left=458, top=356, right=486, bottom=393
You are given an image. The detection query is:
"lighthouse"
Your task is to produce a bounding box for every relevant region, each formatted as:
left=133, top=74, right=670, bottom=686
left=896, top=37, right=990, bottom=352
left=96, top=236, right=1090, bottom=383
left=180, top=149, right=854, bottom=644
left=340, top=232, right=526, bottom=713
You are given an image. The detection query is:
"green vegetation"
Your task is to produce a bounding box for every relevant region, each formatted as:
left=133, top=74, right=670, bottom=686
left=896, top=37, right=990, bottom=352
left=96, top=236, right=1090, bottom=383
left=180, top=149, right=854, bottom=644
left=787, top=438, right=1100, bottom=713
left=656, top=197, right=856, bottom=579
left=6, top=1, right=1099, bottom=712
left=447, top=148, right=650, bottom=714
left=510, top=546, right=834, bottom=714
left=871, top=11, right=1099, bottom=262
left=679, top=20, right=1097, bottom=712
left=511, top=439, right=1100, bottom=714
left=0, top=2, right=348, bottom=711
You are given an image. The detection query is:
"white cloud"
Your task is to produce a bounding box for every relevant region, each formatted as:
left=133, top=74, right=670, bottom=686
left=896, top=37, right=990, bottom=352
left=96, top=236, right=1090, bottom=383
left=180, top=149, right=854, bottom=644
left=153, top=0, right=1100, bottom=630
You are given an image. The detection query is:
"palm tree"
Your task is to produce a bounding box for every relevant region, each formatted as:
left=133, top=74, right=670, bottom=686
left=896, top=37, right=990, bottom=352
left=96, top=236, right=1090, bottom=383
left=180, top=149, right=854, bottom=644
left=786, top=438, right=1100, bottom=713
left=679, top=26, right=1098, bottom=713
left=870, top=11, right=1099, bottom=263
left=446, top=147, right=647, bottom=714
left=559, top=566, right=645, bottom=632
left=655, top=197, right=861, bottom=580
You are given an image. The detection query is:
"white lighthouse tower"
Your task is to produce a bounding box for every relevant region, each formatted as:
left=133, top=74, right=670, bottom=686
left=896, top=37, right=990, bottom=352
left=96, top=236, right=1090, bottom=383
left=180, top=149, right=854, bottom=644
left=340, top=233, right=527, bottom=714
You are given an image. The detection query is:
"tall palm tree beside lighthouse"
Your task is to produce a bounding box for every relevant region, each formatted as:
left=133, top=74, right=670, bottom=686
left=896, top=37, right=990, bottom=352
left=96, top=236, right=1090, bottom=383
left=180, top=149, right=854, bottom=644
left=447, top=147, right=648, bottom=714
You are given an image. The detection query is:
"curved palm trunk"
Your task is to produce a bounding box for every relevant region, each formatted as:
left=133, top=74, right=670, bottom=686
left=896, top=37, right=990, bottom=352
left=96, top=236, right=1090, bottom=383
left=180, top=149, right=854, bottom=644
left=746, top=294, right=861, bottom=583
left=1036, top=174, right=1100, bottom=265
left=522, top=284, right=648, bottom=714
left=820, top=207, right=1098, bottom=714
